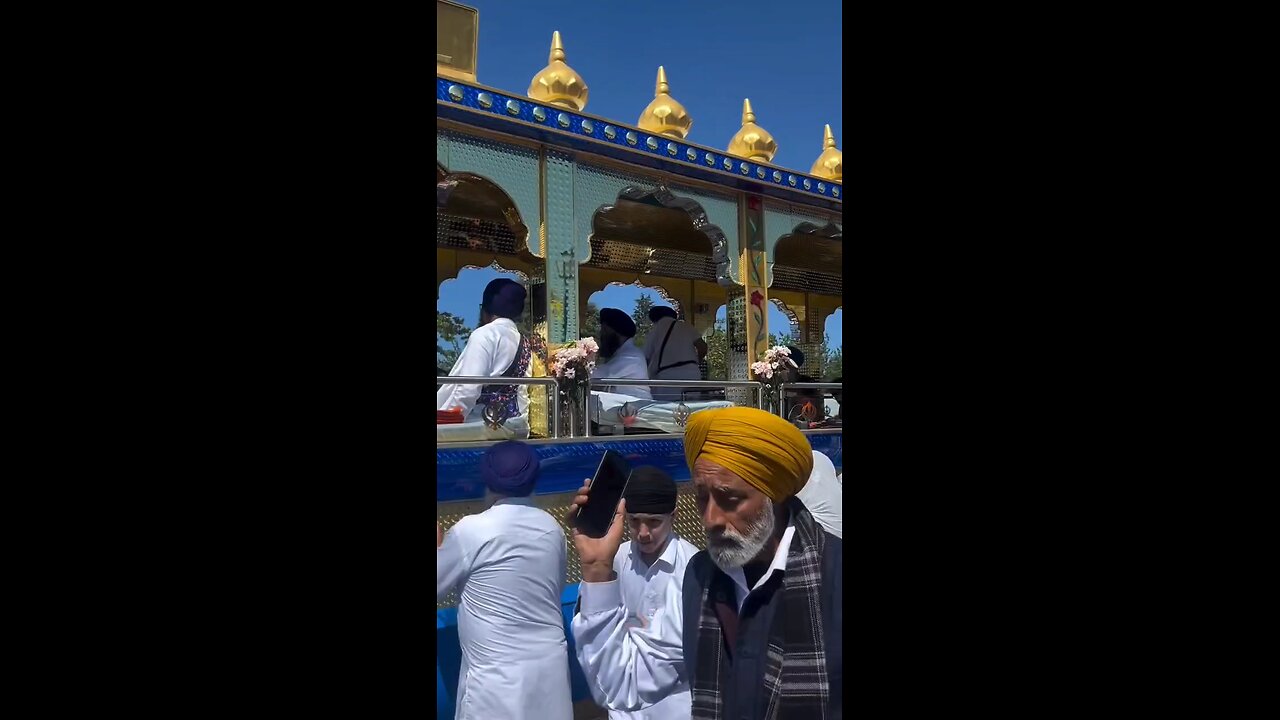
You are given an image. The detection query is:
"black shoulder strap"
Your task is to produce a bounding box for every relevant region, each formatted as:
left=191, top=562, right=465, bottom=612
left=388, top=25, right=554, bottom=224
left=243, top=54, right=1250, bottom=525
left=654, top=319, right=678, bottom=371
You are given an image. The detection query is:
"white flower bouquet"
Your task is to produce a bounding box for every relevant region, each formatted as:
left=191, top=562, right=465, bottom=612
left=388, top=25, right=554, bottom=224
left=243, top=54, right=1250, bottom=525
left=750, top=345, right=798, bottom=413
left=549, top=337, right=598, bottom=435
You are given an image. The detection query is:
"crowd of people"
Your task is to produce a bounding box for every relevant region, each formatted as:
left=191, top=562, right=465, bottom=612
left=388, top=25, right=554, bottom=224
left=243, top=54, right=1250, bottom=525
left=437, top=278, right=841, bottom=437
left=437, top=407, right=843, bottom=719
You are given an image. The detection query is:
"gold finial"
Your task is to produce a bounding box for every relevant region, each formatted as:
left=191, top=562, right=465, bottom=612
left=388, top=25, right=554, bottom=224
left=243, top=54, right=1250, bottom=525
left=809, top=124, right=842, bottom=181
left=528, top=30, right=589, bottom=111
left=638, top=66, right=693, bottom=139
left=726, top=98, right=777, bottom=163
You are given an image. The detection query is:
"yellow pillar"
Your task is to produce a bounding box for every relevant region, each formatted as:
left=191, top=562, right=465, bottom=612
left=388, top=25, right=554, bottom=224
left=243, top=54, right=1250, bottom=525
left=742, top=195, right=769, bottom=370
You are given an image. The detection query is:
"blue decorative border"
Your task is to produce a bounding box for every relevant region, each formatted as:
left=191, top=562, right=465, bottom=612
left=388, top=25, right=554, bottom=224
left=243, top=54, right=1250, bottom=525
left=437, top=433, right=843, bottom=503
left=438, top=77, right=842, bottom=205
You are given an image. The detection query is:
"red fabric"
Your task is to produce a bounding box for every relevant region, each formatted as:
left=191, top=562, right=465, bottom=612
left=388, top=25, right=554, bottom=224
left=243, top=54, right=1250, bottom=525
left=436, top=408, right=464, bottom=425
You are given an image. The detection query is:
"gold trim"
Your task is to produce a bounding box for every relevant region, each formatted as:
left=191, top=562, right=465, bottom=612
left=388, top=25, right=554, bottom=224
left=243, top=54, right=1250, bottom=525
left=538, top=147, right=548, bottom=259
left=437, top=98, right=843, bottom=207
left=436, top=1, right=479, bottom=83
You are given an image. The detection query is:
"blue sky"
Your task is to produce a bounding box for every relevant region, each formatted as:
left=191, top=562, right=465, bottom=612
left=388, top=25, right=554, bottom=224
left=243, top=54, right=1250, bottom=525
left=438, top=0, right=843, bottom=350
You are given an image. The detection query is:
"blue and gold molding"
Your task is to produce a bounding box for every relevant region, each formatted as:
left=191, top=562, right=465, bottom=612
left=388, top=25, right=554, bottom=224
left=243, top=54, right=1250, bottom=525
left=438, top=77, right=842, bottom=212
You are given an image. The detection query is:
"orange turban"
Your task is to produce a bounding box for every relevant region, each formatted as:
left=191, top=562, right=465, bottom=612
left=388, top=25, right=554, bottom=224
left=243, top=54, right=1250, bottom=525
left=683, top=407, right=814, bottom=501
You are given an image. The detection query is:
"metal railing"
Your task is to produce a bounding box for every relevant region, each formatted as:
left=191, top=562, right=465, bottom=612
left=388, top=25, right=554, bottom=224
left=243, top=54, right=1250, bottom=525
left=436, top=376, right=560, bottom=439
left=584, top=379, right=766, bottom=437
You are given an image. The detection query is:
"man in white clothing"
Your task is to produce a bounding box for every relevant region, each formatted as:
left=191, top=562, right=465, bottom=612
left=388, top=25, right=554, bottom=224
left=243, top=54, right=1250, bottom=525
left=437, top=278, right=532, bottom=438
left=592, top=308, right=651, bottom=400
left=437, top=441, right=572, bottom=719
left=796, top=451, right=842, bottom=539
left=644, top=306, right=706, bottom=401
left=570, top=466, right=696, bottom=720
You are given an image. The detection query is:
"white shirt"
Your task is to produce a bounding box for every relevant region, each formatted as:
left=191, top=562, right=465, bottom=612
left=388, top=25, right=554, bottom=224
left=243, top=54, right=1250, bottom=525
left=727, top=525, right=796, bottom=614
left=592, top=339, right=652, bottom=400
left=437, top=498, right=573, bottom=720
left=644, top=317, right=702, bottom=381
left=797, top=451, right=843, bottom=539
left=573, top=535, right=698, bottom=720
left=436, top=317, right=530, bottom=422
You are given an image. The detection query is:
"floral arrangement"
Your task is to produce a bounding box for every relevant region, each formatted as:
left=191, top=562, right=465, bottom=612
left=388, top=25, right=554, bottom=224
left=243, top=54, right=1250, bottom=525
left=750, top=345, right=797, bottom=381
left=549, top=337, right=598, bottom=383
left=549, top=337, right=598, bottom=436
left=751, top=345, right=798, bottom=413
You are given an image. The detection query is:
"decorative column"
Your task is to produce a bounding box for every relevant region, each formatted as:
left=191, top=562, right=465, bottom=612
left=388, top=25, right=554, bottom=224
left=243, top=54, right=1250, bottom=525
left=725, top=287, right=751, bottom=407
left=544, top=149, right=579, bottom=345
left=742, top=195, right=769, bottom=368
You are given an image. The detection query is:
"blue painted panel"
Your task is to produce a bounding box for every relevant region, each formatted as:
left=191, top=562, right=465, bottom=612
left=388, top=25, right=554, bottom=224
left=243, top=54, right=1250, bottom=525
left=437, top=434, right=842, bottom=503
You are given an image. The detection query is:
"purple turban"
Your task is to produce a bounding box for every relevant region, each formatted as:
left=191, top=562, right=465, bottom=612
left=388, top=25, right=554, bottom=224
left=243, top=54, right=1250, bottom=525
left=600, top=308, right=636, bottom=338
left=483, top=279, right=527, bottom=319
left=480, top=440, right=539, bottom=497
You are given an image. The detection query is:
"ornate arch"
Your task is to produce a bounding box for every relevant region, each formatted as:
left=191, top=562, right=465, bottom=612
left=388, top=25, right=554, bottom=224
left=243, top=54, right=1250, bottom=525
left=595, top=279, right=683, bottom=314
left=770, top=220, right=842, bottom=298
left=436, top=166, right=531, bottom=249
left=587, top=185, right=732, bottom=288
left=769, top=297, right=801, bottom=334
left=436, top=261, right=532, bottom=300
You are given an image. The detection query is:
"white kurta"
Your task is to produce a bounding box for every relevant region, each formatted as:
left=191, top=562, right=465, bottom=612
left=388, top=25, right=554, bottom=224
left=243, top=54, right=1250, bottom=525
left=592, top=339, right=652, bottom=400
left=573, top=535, right=698, bottom=720
left=797, top=451, right=842, bottom=539
left=437, top=498, right=573, bottom=720
left=437, top=317, right=530, bottom=423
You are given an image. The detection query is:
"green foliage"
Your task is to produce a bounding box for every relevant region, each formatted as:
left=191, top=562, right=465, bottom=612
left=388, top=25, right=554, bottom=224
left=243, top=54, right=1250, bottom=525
left=580, top=301, right=601, bottom=342
left=436, top=311, right=471, bottom=372
left=631, top=293, right=656, bottom=347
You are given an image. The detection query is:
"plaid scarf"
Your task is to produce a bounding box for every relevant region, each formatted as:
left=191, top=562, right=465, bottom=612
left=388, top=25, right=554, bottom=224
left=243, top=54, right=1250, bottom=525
left=690, top=500, right=831, bottom=719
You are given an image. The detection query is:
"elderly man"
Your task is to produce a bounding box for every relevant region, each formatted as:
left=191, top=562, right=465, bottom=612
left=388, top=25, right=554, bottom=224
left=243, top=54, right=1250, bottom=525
left=571, top=466, right=698, bottom=719
left=436, top=441, right=572, bottom=719
left=644, top=306, right=707, bottom=401
left=437, top=278, right=532, bottom=437
left=593, top=308, right=651, bottom=400
left=680, top=407, right=842, bottom=719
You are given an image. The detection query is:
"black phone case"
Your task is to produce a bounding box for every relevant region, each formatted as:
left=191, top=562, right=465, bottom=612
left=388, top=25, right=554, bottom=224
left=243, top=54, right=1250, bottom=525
left=576, top=451, right=630, bottom=538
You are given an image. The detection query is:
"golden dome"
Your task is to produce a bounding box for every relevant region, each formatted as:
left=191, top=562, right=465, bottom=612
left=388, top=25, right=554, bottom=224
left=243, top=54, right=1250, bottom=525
left=726, top=99, right=778, bottom=163
left=528, top=31, right=589, bottom=111
left=809, top=124, right=842, bottom=181
left=637, top=66, right=692, bottom=139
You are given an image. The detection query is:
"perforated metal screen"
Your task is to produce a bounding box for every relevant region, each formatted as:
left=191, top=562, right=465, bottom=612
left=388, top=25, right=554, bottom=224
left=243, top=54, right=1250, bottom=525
left=437, top=211, right=522, bottom=256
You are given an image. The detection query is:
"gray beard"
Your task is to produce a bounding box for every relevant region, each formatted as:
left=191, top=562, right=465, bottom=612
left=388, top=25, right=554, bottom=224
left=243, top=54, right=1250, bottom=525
left=706, top=501, right=776, bottom=570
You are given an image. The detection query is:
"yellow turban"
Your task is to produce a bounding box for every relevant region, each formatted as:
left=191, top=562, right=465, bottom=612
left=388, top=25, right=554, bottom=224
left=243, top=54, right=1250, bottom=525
left=684, top=407, right=814, bottom=501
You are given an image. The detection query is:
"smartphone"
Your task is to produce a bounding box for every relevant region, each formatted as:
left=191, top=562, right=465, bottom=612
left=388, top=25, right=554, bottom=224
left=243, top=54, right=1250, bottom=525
left=575, top=449, right=632, bottom=538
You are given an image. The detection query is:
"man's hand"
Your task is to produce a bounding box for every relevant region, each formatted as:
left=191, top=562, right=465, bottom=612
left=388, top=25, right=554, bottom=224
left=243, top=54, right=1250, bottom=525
left=437, top=522, right=443, bottom=548
left=565, top=480, right=626, bottom=583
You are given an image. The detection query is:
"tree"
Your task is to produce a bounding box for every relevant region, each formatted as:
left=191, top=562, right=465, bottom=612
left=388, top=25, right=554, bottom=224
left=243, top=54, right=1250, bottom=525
left=823, top=343, right=843, bottom=381
left=631, top=293, right=656, bottom=347
left=437, top=311, right=472, bottom=372
left=704, top=319, right=729, bottom=380
left=580, top=301, right=600, bottom=341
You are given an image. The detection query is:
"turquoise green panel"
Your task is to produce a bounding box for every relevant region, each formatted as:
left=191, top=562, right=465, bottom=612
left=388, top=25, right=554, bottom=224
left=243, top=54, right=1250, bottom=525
left=438, top=129, right=542, bottom=256
left=545, top=149, right=577, bottom=344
